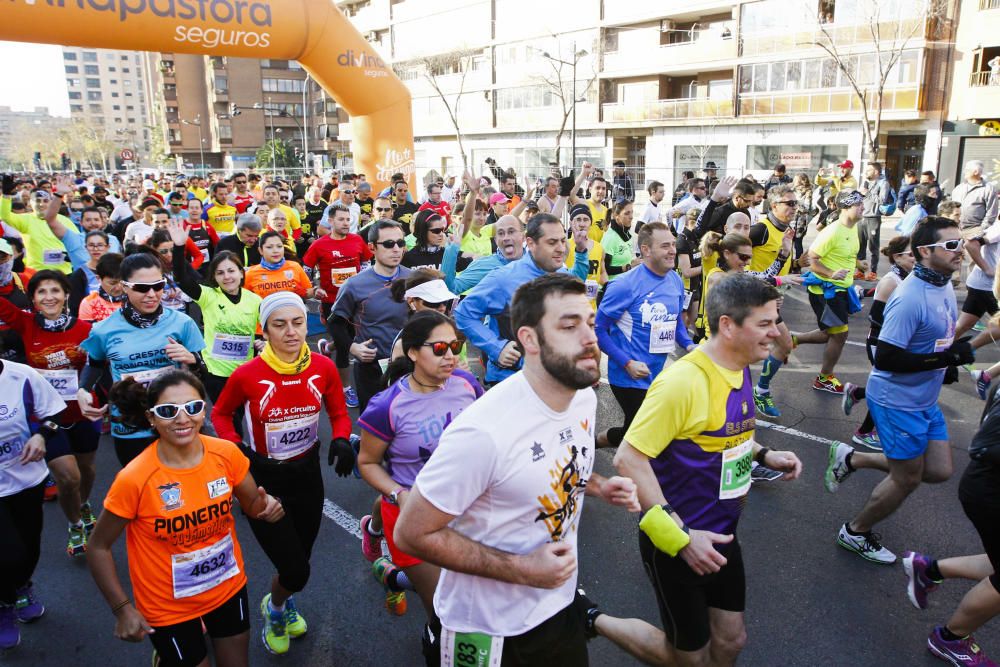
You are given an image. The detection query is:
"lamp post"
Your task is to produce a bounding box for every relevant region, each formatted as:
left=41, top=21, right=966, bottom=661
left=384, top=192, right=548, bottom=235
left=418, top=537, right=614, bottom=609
left=303, top=73, right=310, bottom=174
left=180, top=114, right=204, bottom=176
left=253, top=100, right=306, bottom=175
left=538, top=41, right=589, bottom=168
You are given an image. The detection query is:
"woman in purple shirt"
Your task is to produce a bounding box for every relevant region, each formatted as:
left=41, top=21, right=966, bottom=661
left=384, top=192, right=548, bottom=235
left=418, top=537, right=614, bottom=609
left=357, top=310, right=483, bottom=662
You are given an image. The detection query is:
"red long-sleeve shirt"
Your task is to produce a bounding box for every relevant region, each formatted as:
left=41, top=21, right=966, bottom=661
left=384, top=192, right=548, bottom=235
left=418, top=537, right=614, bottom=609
left=210, top=352, right=351, bottom=459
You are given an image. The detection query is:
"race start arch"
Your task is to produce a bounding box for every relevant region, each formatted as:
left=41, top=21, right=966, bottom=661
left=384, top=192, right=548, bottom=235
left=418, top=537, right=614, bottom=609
left=0, top=0, right=415, bottom=191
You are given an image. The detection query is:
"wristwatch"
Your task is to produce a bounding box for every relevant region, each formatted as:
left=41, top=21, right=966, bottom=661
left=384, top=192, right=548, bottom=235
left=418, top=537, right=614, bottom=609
left=388, top=487, right=406, bottom=505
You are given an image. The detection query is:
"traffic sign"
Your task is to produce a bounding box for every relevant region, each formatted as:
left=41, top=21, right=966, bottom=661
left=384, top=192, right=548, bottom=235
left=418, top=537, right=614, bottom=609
left=120, top=148, right=135, bottom=161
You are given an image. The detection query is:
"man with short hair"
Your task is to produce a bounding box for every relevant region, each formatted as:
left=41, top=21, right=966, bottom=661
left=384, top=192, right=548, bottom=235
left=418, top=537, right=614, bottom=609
left=166, top=191, right=189, bottom=224
left=763, top=163, right=792, bottom=196
left=322, top=182, right=361, bottom=233
left=390, top=180, right=419, bottom=235
left=202, top=181, right=238, bottom=236
left=826, top=216, right=969, bottom=564
left=440, top=174, right=457, bottom=204
left=569, top=163, right=609, bottom=241
left=951, top=160, right=998, bottom=241
left=612, top=160, right=635, bottom=204
left=695, top=179, right=755, bottom=239
left=898, top=169, right=919, bottom=212
left=613, top=272, right=801, bottom=667
left=216, top=212, right=263, bottom=267
left=857, top=161, right=891, bottom=281
left=0, top=178, right=78, bottom=274
left=668, top=178, right=709, bottom=234
left=454, top=213, right=590, bottom=385
left=814, top=160, right=858, bottom=200
left=397, top=273, right=640, bottom=666
left=500, top=173, right=522, bottom=211
left=443, top=214, right=525, bottom=294
left=228, top=172, right=254, bottom=214
left=417, top=182, right=452, bottom=227
left=536, top=176, right=561, bottom=214
left=635, top=181, right=665, bottom=235
left=262, top=184, right=302, bottom=238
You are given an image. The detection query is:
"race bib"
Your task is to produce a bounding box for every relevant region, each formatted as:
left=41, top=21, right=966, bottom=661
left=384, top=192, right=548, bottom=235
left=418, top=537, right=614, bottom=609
left=330, top=266, right=357, bottom=286
left=211, top=333, right=252, bottom=361
left=585, top=280, right=600, bottom=301
left=934, top=337, right=954, bottom=353
left=43, top=249, right=65, bottom=265
left=171, top=533, right=240, bottom=599
left=719, top=438, right=753, bottom=500
left=649, top=319, right=678, bottom=354
left=683, top=290, right=693, bottom=310
left=441, top=628, right=504, bottom=667
left=0, top=438, right=24, bottom=469
left=122, top=366, right=170, bottom=387
left=38, top=368, right=79, bottom=399
left=265, top=414, right=319, bottom=460
left=200, top=247, right=210, bottom=263
left=378, top=358, right=389, bottom=374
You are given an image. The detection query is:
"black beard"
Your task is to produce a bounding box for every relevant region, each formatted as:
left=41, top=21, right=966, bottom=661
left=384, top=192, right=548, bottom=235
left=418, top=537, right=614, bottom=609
left=537, top=328, right=600, bottom=390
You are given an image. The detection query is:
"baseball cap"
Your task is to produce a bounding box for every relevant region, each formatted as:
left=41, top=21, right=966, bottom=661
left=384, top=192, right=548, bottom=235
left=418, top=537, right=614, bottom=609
left=142, top=179, right=155, bottom=190
left=838, top=160, right=854, bottom=169
left=404, top=279, right=457, bottom=304
left=488, top=193, right=509, bottom=206
left=0, top=238, right=13, bottom=256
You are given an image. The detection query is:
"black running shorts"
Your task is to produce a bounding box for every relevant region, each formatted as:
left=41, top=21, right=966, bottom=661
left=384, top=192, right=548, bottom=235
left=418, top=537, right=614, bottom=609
left=148, top=586, right=250, bottom=667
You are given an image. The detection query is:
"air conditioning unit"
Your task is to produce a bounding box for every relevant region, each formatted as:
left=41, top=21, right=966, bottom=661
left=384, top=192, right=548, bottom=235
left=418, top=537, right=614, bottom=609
left=660, top=20, right=673, bottom=33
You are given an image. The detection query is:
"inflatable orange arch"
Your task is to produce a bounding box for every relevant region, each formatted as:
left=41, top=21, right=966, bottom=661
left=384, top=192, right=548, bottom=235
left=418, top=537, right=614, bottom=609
left=0, top=0, right=415, bottom=192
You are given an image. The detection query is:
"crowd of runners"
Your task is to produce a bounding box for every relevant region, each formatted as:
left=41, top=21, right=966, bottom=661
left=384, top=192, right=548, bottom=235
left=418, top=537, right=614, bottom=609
left=0, top=157, right=998, bottom=666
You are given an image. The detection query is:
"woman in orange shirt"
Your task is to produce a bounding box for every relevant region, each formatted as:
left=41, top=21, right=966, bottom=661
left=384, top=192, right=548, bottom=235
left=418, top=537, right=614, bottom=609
left=243, top=231, right=314, bottom=300
left=86, top=370, right=284, bottom=667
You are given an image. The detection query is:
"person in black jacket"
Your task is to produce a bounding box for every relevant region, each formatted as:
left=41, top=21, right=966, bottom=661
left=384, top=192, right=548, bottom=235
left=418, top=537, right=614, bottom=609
left=693, top=179, right=756, bottom=240
left=216, top=212, right=262, bottom=268
left=898, top=169, right=919, bottom=212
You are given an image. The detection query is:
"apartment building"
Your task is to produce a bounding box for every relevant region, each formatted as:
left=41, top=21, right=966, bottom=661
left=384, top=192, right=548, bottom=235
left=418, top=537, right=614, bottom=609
left=62, top=47, right=150, bottom=165
left=142, top=53, right=345, bottom=174
left=0, top=106, right=69, bottom=165
left=337, top=0, right=954, bottom=190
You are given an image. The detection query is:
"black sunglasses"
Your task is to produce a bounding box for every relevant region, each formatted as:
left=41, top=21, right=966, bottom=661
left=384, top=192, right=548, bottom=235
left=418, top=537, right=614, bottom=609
left=422, top=340, right=462, bottom=356
left=375, top=206, right=392, bottom=212
left=123, top=280, right=166, bottom=293
left=428, top=227, right=447, bottom=234
left=736, top=252, right=753, bottom=262
left=377, top=239, right=407, bottom=249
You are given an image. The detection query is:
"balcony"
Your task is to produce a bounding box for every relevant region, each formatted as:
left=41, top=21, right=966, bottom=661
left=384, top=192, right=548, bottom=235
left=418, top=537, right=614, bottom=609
left=970, top=71, right=1000, bottom=87
left=602, top=97, right=733, bottom=123
left=741, top=18, right=927, bottom=57
left=982, top=0, right=1000, bottom=9
left=603, top=27, right=737, bottom=77
left=603, top=0, right=736, bottom=27
left=959, top=71, right=1000, bottom=119
left=738, top=86, right=919, bottom=117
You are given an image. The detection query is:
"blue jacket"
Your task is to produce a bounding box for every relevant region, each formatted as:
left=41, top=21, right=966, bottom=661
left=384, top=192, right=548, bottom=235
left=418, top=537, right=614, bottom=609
left=454, top=249, right=589, bottom=383
left=898, top=183, right=917, bottom=212
left=802, top=271, right=862, bottom=314
left=442, top=244, right=512, bottom=294
left=896, top=203, right=927, bottom=236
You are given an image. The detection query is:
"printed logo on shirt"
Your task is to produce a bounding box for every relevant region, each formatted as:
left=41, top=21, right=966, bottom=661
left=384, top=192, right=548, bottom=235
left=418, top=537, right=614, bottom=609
left=158, top=481, right=184, bottom=512
left=44, top=349, right=71, bottom=367
left=639, top=299, right=670, bottom=326
left=558, top=428, right=573, bottom=444
left=535, top=445, right=587, bottom=541
left=531, top=441, right=545, bottom=462
left=742, top=401, right=749, bottom=417
left=206, top=477, right=230, bottom=499
left=579, top=418, right=591, bottom=436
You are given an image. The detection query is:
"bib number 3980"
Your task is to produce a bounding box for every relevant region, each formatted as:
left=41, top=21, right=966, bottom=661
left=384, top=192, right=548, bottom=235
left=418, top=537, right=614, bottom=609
left=719, top=439, right=753, bottom=500
left=441, top=628, right=504, bottom=667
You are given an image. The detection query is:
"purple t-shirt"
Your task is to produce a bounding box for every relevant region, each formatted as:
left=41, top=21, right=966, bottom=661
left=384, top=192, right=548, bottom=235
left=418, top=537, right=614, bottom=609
left=358, top=368, right=483, bottom=487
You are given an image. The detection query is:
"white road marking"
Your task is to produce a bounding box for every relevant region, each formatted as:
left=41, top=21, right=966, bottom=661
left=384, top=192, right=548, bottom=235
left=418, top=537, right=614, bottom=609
left=323, top=498, right=363, bottom=540
left=756, top=419, right=844, bottom=446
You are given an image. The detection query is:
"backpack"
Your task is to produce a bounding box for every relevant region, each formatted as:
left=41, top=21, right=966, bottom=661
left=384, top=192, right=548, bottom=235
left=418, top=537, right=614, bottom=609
left=879, top=182, right=898, bottom=216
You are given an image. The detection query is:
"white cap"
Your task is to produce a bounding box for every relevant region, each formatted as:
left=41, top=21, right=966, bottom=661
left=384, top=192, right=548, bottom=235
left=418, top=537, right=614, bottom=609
left=142, top=179, right=155, bottom=190
left=404, top=279, right=457, bottom=304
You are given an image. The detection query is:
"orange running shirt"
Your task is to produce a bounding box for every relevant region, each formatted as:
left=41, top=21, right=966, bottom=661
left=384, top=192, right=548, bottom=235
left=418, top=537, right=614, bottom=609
left=103, top=436, right=251, bottom=626
left=243, top=260, right=311, bottom=299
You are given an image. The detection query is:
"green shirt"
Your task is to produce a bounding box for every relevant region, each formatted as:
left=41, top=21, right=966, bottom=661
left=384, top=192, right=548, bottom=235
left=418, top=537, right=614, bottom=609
left=0, top=196, right=76, bottom=273
left=807, top=219, right=860, bottom=293
left=602, top=227, right=634, bottom=281
left=197, top=287, right=262, bottom=377
left=460, top=228, right=493, bottom=256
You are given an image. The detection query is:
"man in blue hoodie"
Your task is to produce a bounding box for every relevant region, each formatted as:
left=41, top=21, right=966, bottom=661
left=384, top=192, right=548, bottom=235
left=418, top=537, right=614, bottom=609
left=455, top=213, right=590, bottom=385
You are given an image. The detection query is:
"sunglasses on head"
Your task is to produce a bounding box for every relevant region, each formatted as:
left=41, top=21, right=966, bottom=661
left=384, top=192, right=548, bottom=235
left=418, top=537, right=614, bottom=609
left=919, top=239, right=964, bottom=252
left=422, top=340, right=462, bottom=356
left=123, top=280, right=166, bottom=293
left=150, top=399, right=206, bottom=420
left=377, top=239, right=407, bottom=249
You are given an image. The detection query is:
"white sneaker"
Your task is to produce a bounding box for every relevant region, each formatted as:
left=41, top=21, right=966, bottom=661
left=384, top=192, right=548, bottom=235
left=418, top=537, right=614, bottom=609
left=836, top=523, right=897, bottom=564
left=824, top=442, right=854, bottom=493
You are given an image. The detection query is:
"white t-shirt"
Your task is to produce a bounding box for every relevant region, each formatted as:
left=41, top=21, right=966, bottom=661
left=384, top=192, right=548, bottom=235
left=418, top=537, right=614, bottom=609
left=667, top=196, right=708, bottom=234
left=968, top=221, right=1000, bottom=292
left=640, top=201, right=662, bottom=227
left=414, top=371, right=597, bottom=637
left=0, top=361, right=66, bottom=497
left=124, top=220, right=155, bottom=246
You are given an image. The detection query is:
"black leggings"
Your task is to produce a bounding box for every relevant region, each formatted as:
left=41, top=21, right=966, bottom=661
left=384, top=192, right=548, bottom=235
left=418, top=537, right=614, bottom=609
left=354, top=360, right=386, bottom=414
left=113, top=435, right=157, bottom=467
left=0, top=481, right=45, bottom=604
left=244, top=448, right=324, bottom=594
left=607, top=385, right=648, bottom=447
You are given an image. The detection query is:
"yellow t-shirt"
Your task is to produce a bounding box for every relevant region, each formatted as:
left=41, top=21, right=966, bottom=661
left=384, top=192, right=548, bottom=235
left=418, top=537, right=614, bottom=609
left=586, top=200, right=608, bottom=243
left=0, top=197, right=75, bottom=273
left=276, top=203, right=301, bottom=234
left=205, top=202, right=238, bottom=235
left=189, top=186, right=208, bottom=202
left=564, top=240, right=605, bottom=305
left=807, top=219, right=860, bottom=293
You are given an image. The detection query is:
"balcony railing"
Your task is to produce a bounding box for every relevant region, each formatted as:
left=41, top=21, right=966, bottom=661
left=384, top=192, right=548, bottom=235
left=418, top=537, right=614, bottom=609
left=602, top=98, right=733, bottom=123
left=738, top=86, right=919, bottom=116
left=970, top=71, right=1000, bottom=87
left=603, top=28, right=738, bottom=74
left=741, top=18, right=927, bottom=57
left=981, top=0, right=1000, bottom=10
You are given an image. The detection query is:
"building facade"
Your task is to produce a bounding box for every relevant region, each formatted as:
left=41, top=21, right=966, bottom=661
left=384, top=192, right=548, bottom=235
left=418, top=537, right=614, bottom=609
left=0, top=106, right=70, bottom=167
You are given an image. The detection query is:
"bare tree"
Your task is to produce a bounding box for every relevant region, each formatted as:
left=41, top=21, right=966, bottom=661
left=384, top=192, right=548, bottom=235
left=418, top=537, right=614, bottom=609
left=533, top=53, right=597, bottom=167
left=398, top=49, right=478, bottom=173
left=811, top=0, right=947, bottom=160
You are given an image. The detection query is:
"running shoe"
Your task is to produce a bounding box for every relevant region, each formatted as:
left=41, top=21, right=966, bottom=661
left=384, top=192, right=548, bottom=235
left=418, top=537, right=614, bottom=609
left=81, top=502, right=97, bottom=536
left=283, top=596, right=307, bottom=638
left=372, top=556, right=407, bottom=616
left=260, top=593, right=290, bottom=655
left=351, top=433, right=362, bottom=478
left=973, top=320, right=988, bottom=333
left=852, top=430, right=882, bottom=451
left=344, top=386, right=360, bottom=409
left=903, top=551, right=940, bottom=610
left=837, top=523, right=897, bottom=564
left=750, top=461, right=784, bottom=482
left=824, top=442, right=854, bottom=493
left=972, top=370, right=992, bottom=401
left=927, top=626, right=997, bottom=666
left=573, top=588, right=601, bottom=640
left=853, top=269, right=865, bottom=281
left=42, top=475, right=58, bottom=502
left=316, top=338, right=333, bottom=357
left=360, top=514, right=384, bottom=563
left=813, top=374, right=845, bottom=394
left=753, top=389, right=780, bottom=418
left=0, top=604, right=18, bottom=649
left=14, top=583, right=44, bottom=623
left=865, top=271, right=878, bottom=282
left=66, top=523, right=87, bottom=557
left=842, top=382, right=860, bottom=416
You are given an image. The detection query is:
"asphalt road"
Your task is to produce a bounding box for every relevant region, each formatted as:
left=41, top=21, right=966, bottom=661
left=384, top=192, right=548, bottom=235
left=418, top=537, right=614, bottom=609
left=9, top=268, right=1000, bottom=666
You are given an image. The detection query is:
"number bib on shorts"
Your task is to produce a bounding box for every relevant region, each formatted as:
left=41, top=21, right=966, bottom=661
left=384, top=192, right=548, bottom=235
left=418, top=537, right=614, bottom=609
left=719, top=438, right=753, bottom=500
left=585, top=280, right=600, bottom=301
left=170, top=533, right=240, bottom=599
left=683, top=290, right=693, bottom=310
left=264, top=415, right=319, bottom=460
left=123, top=366, right=170, bottom=387
left=649, top=319, right=677, bottom=354
left=211, top=333, right=252, bottom=361
left=0, top=438, right=24, bottom=469
left=43, top=249, right=65, bottom=265
left=37, top=368, right=79, bottom=399
left=441, top=628, right=503, bottom=667
left=330, top=266, right=357, bottom=286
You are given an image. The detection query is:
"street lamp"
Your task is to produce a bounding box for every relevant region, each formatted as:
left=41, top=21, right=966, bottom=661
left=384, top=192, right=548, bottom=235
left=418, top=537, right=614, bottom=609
left=180, top=114, right=204, bottom=176
left=251, top=100, right=306, bottom=174
left=538, top=41, right=589, bottom=168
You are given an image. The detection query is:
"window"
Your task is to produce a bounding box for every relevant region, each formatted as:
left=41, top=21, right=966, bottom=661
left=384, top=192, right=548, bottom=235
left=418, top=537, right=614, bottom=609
left=88, top=103, right=102, bottom=113
left=110, top=79, right=118, bottom=85
left=605, top=29, right=619, bottom=53
left=87, top=91, right=102, bottom=101
left=64, top=52, right=77, bottom=60
left=261, top=78, right=305, bottom=93
left=123, top=68, right=130, bottom=73
left=126, top=105, right=134, bottom=111
left=214, top=74, right=228, bottom=92
left=66, top=78, right=80, bottom=87
left=70, top=104, right=83, bottom=112
left=83, top=51, right=97, bottom=62
left=289, top=61, right=303, bottom=70
left=112, top=104, right=121, bottom=110
left=124, top=80, right=131, bottom=86
left=109, top=66, right=116, bottom=72
left=218, top=124, right=233, bottom=139
left=85, top=65, right=99, bottom=75
left=121, top=55, right=128, bottom=61
left=68, top=92, right=81, bottom=100
left=86, top=77, right=100, bottom=87
left=125, top=92, right=132, bottom=97
left=104, top=53, right=114, bottom=60
left=495, top=85, right=556, bottom=110
left=114, top=117, right=122, bottom=123
left=111, top=92, right=119, bottom=97
left=65, top=65, right=78, bottom=74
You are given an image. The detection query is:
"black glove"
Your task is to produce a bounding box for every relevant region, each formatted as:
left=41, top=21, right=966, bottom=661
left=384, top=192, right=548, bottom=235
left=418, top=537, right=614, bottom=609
left=559, top=173, right=575, bottom=197
left=1, top=174, right=15, bottom=196
left=943, top=365, right=959, bottom=385
left=945, top=336, right=975, bottom=367
left=328, top=437, right=355, bottom=477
